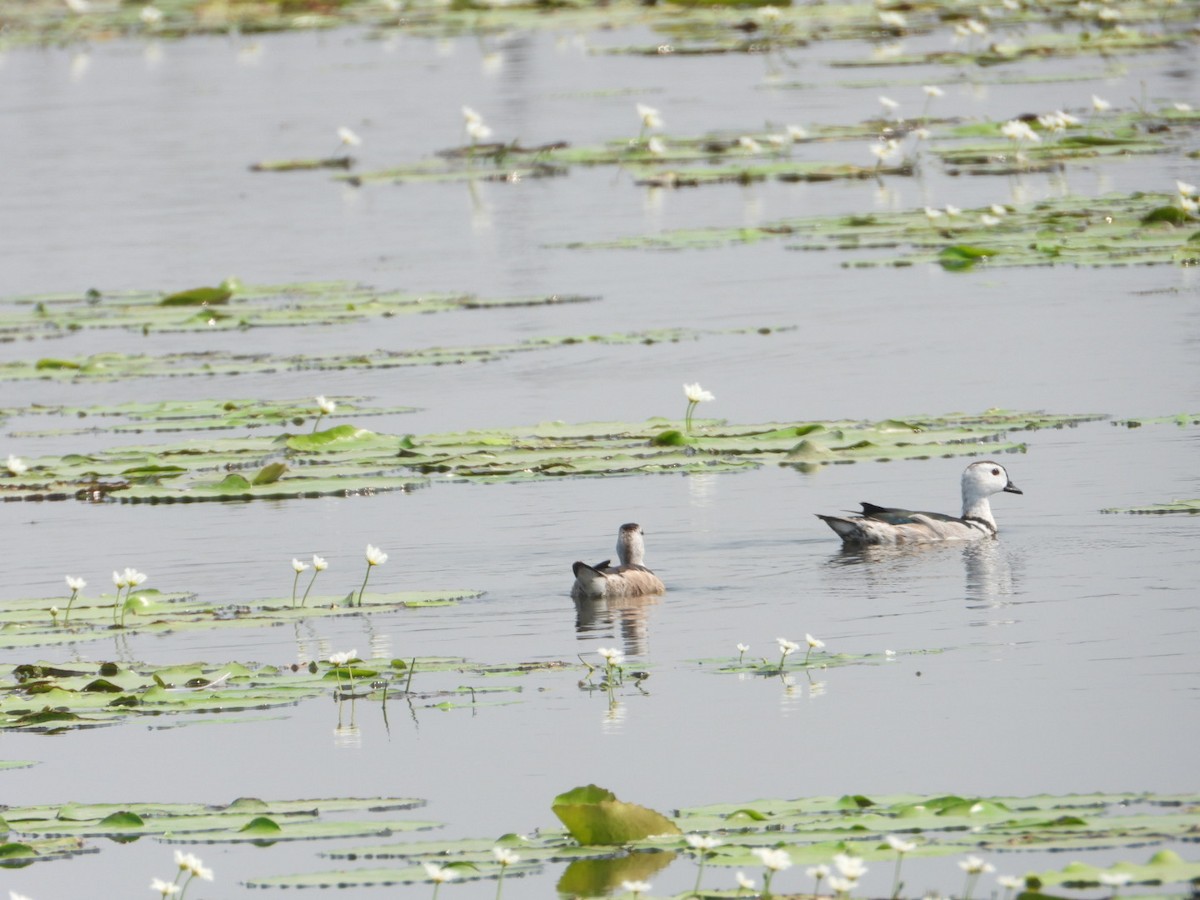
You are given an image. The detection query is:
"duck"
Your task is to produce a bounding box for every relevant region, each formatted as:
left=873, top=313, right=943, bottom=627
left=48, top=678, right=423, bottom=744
left=817, top=460, right=1023, bottom=545
left=571, top=523, right=666, bottom=601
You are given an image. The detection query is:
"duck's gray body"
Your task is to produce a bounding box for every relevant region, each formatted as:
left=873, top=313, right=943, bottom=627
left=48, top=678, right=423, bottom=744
left=571, top=523, right=666, bottom=601
left=817, top=461, right=1023, bottom=545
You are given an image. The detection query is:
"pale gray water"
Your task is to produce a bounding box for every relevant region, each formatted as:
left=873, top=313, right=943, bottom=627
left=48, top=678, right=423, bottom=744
left=1, top=21, right=1198, bottom=900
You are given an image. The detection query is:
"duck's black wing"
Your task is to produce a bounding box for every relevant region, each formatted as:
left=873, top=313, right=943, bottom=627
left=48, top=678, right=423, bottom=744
left=859, top=502, right=962, bottom=525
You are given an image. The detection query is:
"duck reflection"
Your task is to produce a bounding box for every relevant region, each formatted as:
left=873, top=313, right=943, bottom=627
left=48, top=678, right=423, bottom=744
left=574, top=592, right=660, bottom=657
left=825, top=537, right=1019, bottom=604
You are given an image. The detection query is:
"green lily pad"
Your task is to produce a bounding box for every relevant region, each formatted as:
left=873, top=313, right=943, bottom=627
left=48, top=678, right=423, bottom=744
left=1, top=279, right=598, bottom=339
left=551, top=785, right=681, bottom=845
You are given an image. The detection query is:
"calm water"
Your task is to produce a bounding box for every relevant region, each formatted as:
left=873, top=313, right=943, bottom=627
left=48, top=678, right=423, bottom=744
left=1, top=21, right=1198, bottom=900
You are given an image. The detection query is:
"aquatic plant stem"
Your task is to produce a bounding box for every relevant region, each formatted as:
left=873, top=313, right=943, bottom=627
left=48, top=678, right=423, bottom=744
left=404, top=658, right=417, bottom=693
left=890, top=856, right=904, bottom=899
left=291, top=569, right=302, bottom=607
left=300, top=569, right=320, bottom=607
left=63, top=588, right=78, bottom=625
left=356, top=565, right=372, bottom=607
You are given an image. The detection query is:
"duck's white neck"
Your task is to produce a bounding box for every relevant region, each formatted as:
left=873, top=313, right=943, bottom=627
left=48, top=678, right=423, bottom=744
left=961, top=493, right=995, bottom=527
left=617, top=526, right=646, bottom=566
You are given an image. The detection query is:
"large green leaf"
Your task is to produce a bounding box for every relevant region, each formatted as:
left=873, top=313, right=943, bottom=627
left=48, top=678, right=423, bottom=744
left=551, top=785, right=681, bottom=845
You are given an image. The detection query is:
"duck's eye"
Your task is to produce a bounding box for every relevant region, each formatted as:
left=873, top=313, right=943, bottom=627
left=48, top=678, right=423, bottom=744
left=991, top=468, right=1000, bottom=476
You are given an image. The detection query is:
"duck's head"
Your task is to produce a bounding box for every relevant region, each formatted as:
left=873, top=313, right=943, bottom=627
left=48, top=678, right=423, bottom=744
left=616, top=523, right=646, bottom=566
left=963, top=461, right=1022, bottom=502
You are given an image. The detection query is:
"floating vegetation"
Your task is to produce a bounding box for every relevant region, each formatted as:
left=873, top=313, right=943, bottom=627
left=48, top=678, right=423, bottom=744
left=0, top=325, right=775, bottom=383
left=0, top=411, right=1103, bottom=503
left=246, top=789, right=1200, bottom=890
left=0, top=280, right=597, bottom=340
left=565, top=192, right=1200, bottom=269
left=3, top=397, right=417, bottom=437
left=339, top=135, right=913, bottom=187
left=0, top=587, right=483, bottom=651
left=1101, top=499, right=1200, bottom=514
left=0, top=655, right=569, bottom=729
left=0, top=796, right=435, bottom=867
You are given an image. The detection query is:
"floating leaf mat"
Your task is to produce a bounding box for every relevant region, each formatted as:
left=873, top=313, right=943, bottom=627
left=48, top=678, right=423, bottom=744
left=0, top=587, right=483, bottom=651
left=3, top=397, right=416, bottom=437
left=0, top=280, right=595, bottom=340
left=1, top=410, right=1104, bottom=502
left=0, top=795, right=436, bottom=869
left=0, top=656, right=574, bottom=730
left=244, top=791, right=1200, bottom=890
left=0, top=325, right=777, bottom=383
left=565, top=192, right=1200, bottom=268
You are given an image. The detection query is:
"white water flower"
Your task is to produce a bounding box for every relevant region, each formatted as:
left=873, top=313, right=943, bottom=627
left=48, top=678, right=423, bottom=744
left=598, top=646, right=624, bottom=666
left=174, top=851, right=213, bottom=880
left=1177, top=180, right=1196, bottom=197
left=492, top=846, right=521, bottom=866
left=687, top=834, right=723, bottom=851
left=329, top=650, right=356, bottom=666
left=980, top=213, right=1002, bottom=226
left=646, top=136, right=667, bottom=155
left=113, top=570, right=128, bottom=589
left=462, top=106, right=483, bottom=126
left=1174, top=102, right=1193, bottom=112
left=923, top=84, right=945, bottom=98
left=914, top=126, right=932, bottom=140
left=365, top=544, right=388, bottom=566
left=777, top=637, right=800, bottom=656
left=1092, top=94, right=1112, bottom=112
left=1001, top=119, right=1040, bottom=143
left=467, top=120, right=493, bottom=142
left=736, top=871, right=756, bottom=889
left=879, top=10, right=907, bottom=27
left=807, top=864, right=831, bottom=879
left=140, top=5, right=163, bottom=24
left=683, top=383, right=715, bottom=404
left=752, top=847, right=793, bottom=872
left=787, top=124, right=808, bottom=141
left=737, top=642, right=750, bottom=652
left=870, top=138, right=900, bottom=161
left=5, top=454, right=27, bottom=476
left=312, top=554, right=328, bottom=570
left=150, top=878, right=180, bottom=896
left=636, top=103, right=663, bottom=130
left=337, top=127, right=361, bottom=147
left=621, top=881, right=652, bottom=896
left=1100, top=873, right=1133, bottom=887
left=759, top=5, right=781, bottom=20
left=66, top=576, right=86, bottom=592
left=292, top=558, right=309, bottom=573
left=829, top=875, right=856, bottom=894
left=315, top=395, right=337, bottom=415
left=879, top=96, right=900, bottom=115
left=925, top=206, right=945, bottom=221
left=990, top=203, right=1008, bottom=216
left=125, top=568, right=147, bottom=588
left=886, top=835, right=917, bottom=853
left=960, top=855, right=995, bottom=875
left=424, top=862, right=458, bottom=883
left=805, top=633, right=825, bottom=649
left=945, top=204, right=961, bottom=217
left=997, top=875, right=1025, bottom=890
left=834, top=853, right=869, bottom=880
left=738, top=136, right=763, bottom=153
